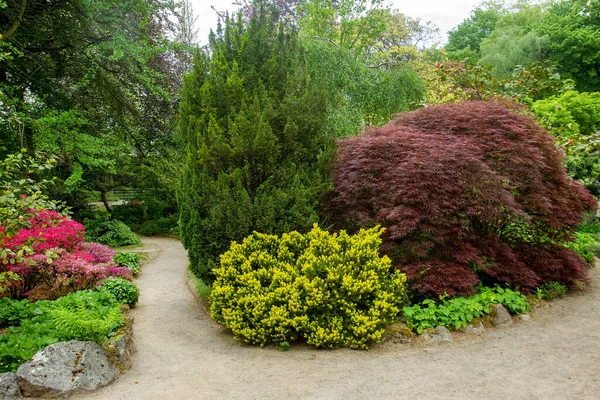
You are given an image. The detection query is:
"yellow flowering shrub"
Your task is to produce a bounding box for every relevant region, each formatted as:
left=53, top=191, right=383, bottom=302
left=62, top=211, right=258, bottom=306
left=210, top=225, right=407, bottom=350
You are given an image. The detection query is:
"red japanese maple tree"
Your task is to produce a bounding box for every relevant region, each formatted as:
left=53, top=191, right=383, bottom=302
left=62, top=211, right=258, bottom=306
left=329, top=101, right=596, bottom=297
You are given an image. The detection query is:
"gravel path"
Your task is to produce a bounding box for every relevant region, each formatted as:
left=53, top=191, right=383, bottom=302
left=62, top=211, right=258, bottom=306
left=79, top=237, right=600, bottom=400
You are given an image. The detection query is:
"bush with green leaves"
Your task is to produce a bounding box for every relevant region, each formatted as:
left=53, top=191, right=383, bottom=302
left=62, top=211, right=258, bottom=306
left=0, top=290, right=123, bottom=372
left=533, top=91, right=600, bottom=195
left=113, top=252, right=141, bottom=275
left=403, top=286, right=531, bottom=334
left=535, top=282, right=568, bottom=301
left=98, top=277, right=139, bottom=306
left=84, top=218, right=140, bottom=247
left=564, top=231, right=600, bottom=263
left=1, top=151, right=66, bottom=238
left=210, top=225, right=407, bottom=350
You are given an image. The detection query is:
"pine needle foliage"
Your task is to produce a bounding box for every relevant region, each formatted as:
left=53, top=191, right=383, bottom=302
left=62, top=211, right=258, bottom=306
left=329, top=100, right=597, bottom=298
left=178, top=1, right=332, bottom=282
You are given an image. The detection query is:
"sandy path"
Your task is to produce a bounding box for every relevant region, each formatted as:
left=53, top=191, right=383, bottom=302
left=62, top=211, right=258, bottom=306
left=79, top=237, right=600, bottom=400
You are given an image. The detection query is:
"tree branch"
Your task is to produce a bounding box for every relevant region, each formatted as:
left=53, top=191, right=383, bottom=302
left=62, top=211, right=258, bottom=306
left=1, top=0, right=27, bottom=41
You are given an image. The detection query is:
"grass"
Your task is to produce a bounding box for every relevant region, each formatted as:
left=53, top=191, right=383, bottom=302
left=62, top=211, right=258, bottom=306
left=187, top=269, right=212, bottom=305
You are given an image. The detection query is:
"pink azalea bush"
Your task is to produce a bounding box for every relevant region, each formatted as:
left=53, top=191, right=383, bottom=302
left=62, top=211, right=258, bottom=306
left=1, top=209, right=132, bottom=300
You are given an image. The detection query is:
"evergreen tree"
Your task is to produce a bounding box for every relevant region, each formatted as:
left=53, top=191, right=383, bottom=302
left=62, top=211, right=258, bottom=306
left=178, top=2, right=331, bottom=281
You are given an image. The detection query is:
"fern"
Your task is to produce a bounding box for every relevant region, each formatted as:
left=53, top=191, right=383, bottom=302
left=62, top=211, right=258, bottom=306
left=50, top=292, right=123, bottom=343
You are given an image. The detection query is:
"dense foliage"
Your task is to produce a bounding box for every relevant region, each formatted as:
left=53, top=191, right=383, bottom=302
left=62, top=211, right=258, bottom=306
left=178, top=3, right=332, bottom=282
left=403, top=286, right=530, bottom=333
left=0, top=151, right=66, bottom=235
left=0, top=290, right=123, bottom=372
left=532, top=91, right=600, bottom=195
left=329, top=101, right=596, bottom=298
left=210, top=225, right=407, bottom=349
left=0, top=0, right=186, bottom=216
left=99, top=277, right=140, bottom=306
left=84, top=218, right=141, bottom=248
left=1, top=209, right=133, bottom=300
left=113, top=252, right=142, bottom=276
left=445, top=0, right=599, bottom=92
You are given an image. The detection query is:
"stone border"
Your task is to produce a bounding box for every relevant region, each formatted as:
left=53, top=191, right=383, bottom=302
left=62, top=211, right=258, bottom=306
left=382, top=304, right=533, bottom=346
left=0, top=306, right=135, bottom=399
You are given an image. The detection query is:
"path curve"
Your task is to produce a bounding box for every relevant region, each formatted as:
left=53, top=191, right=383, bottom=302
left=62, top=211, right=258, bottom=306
left=80, top=237, right=600, bottom=400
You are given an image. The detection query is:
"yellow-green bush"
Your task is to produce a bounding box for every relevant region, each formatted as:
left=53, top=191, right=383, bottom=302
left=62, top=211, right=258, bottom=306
left=210, top=225, right=407, bottom=350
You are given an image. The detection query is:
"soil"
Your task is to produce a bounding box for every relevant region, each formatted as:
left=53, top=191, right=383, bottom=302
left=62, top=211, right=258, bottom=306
left=78, top=237, right=600, bottom=400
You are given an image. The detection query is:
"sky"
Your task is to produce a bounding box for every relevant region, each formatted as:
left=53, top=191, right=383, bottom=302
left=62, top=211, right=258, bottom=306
left=189, top=0, right=484, bottom=46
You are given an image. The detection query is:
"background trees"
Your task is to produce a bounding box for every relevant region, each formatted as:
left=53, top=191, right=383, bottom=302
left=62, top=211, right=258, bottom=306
left=0, top=0, right=185, bottom=213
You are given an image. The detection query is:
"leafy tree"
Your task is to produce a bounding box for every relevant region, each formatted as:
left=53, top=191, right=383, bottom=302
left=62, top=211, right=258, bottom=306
left=479, top=2, right=550, bottom=78
left=302, top=38, right=426, bottom=135
left=446, top=1, right=506, bottom=60
left=178, top=2, right=332, bottom=281
left=0, top=0, right=182, bottom=213
left=369, top=9, right=439, bottom=66
left=298, top=0, right=389, bottom=57
left=536, top=0, right=600, bottom=91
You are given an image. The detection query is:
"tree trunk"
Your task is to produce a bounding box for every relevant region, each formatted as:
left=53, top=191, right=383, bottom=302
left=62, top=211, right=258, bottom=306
left=101, top=190, right=112, bottom=213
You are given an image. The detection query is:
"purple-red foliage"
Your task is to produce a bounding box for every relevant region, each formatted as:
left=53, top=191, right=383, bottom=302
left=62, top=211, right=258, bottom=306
left=329, top=101, right=596, bottom=298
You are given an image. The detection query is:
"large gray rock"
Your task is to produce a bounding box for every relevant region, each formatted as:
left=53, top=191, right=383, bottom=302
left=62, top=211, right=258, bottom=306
left=422, top=326, right=453, bottom=345
left=490, top=304, right=513, bottom=328
left=17, top=341, right=118, bottom=398
left=0, top=372, right=21, bottom=399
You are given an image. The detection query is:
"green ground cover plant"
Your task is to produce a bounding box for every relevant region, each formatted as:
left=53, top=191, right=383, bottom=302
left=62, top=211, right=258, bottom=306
left=535, top=282, right=568, bottom=301
left=98, top=277, right=140, bottom=306
left=403, top=286, right=530, bottom=333
left=113, top=252, right=141, bottom=276
left=0, top=291, right=123, bottom=372
left=210, top=225, right=407, bottom=350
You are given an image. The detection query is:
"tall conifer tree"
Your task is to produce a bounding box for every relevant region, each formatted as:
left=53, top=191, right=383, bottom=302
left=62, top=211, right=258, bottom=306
left=178, top=1, right=330, bottom=281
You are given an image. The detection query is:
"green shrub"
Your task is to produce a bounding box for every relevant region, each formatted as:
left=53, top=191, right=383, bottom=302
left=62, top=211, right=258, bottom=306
left=131, top=215, right=179, bottom=237
left=535, top=281, right=568, bottom=300
left=403, top=286, right=531, bottom=334
left=84, top=218, right=140, bottom=247
left=98, top=277, right=140, bottom=306
left=0, top=291, right=123, bottom=372
left=113, top=252, right=141, bottom=275
left=210, top=225, right=407, bottom=350
left=565, top=231, right=600, bottom=263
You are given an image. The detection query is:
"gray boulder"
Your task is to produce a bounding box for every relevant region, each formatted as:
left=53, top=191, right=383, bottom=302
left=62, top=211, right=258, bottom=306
left=490, top=304, right=513, bottom=328
left=0, top=372, right=21, bottom=399
left=17, top=340, right=118, bottom=398
left=459, top=319, right=486, bottom=334
left=423, top=326, right=453, bottom=344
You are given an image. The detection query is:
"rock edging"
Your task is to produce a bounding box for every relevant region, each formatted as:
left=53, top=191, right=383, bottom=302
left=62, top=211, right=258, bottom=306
left=4, top=306, right=135, bottom=399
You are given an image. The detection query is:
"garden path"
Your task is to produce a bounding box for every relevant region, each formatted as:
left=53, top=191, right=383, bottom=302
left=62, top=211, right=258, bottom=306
left=80, top=237, right=600, bottom=400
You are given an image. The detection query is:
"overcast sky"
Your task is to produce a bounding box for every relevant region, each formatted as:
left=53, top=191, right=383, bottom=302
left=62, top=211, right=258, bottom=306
left=189, top=0, right=484, bottom=46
